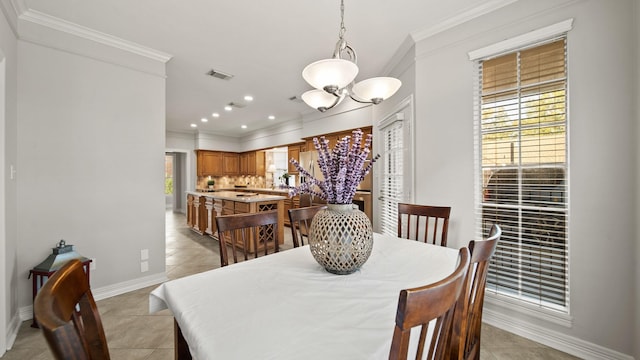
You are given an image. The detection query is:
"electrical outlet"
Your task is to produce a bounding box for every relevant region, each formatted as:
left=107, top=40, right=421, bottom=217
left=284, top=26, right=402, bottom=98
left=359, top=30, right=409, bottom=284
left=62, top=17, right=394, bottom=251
left=140, top=261, right=148, bottom=273
left=141, top=249, right=149, bottom=261
left=90, top=258, right=96, bottom=270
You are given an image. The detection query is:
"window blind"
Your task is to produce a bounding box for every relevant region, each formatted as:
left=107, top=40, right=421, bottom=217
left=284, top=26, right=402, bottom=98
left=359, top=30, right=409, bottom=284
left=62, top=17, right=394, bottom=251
left=477, top=38, right=569, bottom=311
left=379, top=120, right=404, bottom=236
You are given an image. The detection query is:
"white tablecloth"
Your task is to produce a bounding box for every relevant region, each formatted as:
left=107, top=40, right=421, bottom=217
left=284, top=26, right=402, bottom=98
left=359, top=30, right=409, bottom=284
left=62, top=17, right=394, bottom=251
left=149, top=232, right=458, bottom=360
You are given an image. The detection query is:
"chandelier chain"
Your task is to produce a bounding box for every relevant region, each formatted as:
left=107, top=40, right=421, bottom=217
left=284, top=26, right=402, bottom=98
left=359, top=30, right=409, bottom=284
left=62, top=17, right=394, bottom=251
left=338, top=0, right=346, bottom=40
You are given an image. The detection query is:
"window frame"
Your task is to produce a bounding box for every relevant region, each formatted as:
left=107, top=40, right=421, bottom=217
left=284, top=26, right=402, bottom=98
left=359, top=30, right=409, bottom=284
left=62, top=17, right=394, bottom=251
left=469, top=19, right=574, bottom=325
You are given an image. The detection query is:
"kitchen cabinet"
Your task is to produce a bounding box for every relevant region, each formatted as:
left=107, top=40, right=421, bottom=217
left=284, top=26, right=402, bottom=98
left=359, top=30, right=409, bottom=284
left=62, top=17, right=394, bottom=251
left=196, top=150, right=223, bottom=176
left=234, top=151, right=267, bottom=176
left=239, top=153, right=249, bottom=174
left=287, top=143, right=304, bottom=174
left=187, top=191, right=285, bottom=253
left=197, top=150, right=266, bottom=177
left=187, top=193, right=207, bottom=234
left=223, top=153, right=239, bottom=175
left=246, top=151, right=265, bottom=176
left=304, top=127, right=372, bottom=153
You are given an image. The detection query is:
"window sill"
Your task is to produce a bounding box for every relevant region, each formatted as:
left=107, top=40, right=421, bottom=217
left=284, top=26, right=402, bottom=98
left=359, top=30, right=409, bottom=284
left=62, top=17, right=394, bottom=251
left=485, top=292, right=573, bottom=328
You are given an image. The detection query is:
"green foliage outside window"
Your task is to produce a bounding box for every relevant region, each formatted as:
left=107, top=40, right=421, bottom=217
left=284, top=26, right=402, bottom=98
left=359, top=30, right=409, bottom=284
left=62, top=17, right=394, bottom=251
left=165, top=177, right=173, bottom=195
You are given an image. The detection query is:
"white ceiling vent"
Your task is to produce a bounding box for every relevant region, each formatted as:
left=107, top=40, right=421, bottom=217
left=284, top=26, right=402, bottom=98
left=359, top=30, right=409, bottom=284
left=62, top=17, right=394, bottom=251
left=206, top=69, right=233, bottom=80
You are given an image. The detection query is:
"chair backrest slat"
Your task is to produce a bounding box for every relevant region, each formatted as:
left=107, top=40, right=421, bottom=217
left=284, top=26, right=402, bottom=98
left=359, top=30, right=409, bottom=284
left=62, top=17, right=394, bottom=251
left=288, top=206, right=327, bottom=247
left=216, top=210, right=280, bottom=266
left=450, top=224, right=501, bottom=360
left=397, top=203, right=451, bottom=247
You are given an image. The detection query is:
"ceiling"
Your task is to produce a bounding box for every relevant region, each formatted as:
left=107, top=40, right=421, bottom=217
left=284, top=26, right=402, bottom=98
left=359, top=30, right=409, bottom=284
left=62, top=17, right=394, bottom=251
left=21, top=0, right=502, bottom=137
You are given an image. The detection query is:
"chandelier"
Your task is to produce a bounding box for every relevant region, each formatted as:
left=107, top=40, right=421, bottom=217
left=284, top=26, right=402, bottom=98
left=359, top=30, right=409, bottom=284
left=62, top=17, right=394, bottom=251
left=301, top=0, right=402, bottom=112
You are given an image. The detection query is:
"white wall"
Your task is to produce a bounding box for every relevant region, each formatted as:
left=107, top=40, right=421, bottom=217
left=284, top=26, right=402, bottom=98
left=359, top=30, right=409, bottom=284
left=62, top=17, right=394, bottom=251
left=390, top=0, right=636, bottom=358
left=0, top=3, right=18, bottom=353
left=635, top=1, right=640, bottom=358
left=15, top=37, right=168, bottom=315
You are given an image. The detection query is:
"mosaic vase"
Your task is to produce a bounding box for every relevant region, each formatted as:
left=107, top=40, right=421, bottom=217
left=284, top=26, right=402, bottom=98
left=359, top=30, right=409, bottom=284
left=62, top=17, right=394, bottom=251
left=308, top=203, right=373, bottom=275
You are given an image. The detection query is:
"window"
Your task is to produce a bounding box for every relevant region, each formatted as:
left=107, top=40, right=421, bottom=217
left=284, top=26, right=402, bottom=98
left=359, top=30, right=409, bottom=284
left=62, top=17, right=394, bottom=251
left=476, top=38, right=569, bottom=311
left=165, top=154, right=174, bottom=195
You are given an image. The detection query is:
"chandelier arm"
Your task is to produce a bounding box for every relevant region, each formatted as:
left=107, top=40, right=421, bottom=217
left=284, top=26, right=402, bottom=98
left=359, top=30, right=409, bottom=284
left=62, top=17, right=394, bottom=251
left=348, top=94, right=374, bottom=105
left=319, top=94, right=345, bottom=112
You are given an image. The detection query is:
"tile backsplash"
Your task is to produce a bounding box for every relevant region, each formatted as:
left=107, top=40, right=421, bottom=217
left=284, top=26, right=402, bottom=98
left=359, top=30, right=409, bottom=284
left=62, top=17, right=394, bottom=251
left=197, top=175, right=267, bottom=190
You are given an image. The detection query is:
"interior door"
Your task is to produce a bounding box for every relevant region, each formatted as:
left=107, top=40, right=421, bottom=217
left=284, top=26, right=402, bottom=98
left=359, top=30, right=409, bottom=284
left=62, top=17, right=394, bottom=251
left=377, top=103, right=413, bottom=236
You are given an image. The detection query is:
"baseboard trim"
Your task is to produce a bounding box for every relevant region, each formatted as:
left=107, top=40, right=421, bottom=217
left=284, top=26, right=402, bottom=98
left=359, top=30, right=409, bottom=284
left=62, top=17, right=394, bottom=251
left=5, top=312, right=21, bottom=350
left=483, top=308, right=635, bottom=360
left=18, top=272, right=168, bottom=323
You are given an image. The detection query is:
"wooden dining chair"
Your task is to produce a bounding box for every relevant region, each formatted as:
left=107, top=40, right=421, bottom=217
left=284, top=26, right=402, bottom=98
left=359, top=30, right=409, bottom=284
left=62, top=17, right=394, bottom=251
left=449, top=224, right=501, bottom=360
left=288, top=205, right=326, bottom=247
left=389, top=247, right=470, bottom=360
left=34, top=259, right=111, bottom=360
left=215, top=210, right=279, bottom=267
left=397, top=203, right=452, bottom=247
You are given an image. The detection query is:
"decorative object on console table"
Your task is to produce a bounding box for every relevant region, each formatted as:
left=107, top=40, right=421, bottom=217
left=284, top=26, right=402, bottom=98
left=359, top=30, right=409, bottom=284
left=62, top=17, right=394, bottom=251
left=279, top=172, right=291, bottom=186
left=29, top=240, right=92, bottom=328
left=286, top=129, right=379, bottom=274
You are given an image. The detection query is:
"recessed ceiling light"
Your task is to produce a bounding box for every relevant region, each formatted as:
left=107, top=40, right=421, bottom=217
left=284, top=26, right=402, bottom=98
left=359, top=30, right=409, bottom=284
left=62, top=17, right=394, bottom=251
left=241, top=125, right=247, bottom=129
left=224, top=105, right=232, bottom=111
left=244, top=95, right=254, bottom=102
left=268, top=115, right=275, bottom=120
left=212, top=112, right=220, bottom=118
left=201, top=118, right=208, bottom=122
left=190, top=123, right=197, bottom=128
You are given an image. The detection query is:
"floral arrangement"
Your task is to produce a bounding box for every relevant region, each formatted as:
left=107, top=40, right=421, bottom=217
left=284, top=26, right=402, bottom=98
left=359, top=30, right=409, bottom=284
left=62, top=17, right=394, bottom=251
left=285, top=129, right=379, bottom=204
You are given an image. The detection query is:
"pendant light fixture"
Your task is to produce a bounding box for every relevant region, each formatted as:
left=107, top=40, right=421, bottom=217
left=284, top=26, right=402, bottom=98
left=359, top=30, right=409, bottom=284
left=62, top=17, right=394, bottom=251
left=301, top=0, right=401, bottom=112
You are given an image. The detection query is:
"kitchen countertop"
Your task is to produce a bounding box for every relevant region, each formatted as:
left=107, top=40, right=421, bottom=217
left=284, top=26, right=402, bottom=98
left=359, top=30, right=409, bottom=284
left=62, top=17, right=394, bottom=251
left=187, top=190, right=286, bottom=203
left=193, top=187, right=371, bottom=196
left=196, top=187, right=290, bottom=194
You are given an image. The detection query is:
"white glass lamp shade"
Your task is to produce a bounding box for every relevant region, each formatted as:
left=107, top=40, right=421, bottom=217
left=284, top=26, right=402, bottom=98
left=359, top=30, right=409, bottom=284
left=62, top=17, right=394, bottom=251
left=302, top=59, right=359, bottom=91
left=301, top=89, right=343, bottom=111
left=351, top=77, right=402, bottom=102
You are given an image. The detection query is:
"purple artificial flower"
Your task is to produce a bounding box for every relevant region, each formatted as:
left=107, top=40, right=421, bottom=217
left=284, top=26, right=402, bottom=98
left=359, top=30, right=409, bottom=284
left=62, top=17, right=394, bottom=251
left=284, top=129, right=380, bottom=204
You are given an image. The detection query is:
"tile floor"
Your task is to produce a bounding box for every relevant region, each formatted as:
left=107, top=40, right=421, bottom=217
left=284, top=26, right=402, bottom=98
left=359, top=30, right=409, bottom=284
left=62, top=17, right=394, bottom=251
left=2, top=211, right=579, bottom=360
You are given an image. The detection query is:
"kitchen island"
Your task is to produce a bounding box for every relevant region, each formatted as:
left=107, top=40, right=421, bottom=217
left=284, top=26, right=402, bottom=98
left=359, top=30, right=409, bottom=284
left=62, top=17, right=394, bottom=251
left=186, top=190, right=286, bottom=253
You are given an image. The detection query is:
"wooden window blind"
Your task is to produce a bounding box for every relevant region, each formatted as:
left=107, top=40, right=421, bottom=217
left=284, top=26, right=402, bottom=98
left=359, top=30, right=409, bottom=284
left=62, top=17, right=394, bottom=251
left=477, top=38, right=569, bottom=311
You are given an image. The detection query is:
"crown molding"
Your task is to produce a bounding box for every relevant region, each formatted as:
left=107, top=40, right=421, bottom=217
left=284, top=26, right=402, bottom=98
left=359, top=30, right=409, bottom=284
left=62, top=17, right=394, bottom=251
left=410, top=0, right=519, bottom=42
left=0, top=0, right=26, bottom=36
left=18, top=8, right=172, bottom=63
left=468, top=18, right=574, bottom=60
left=382, top=0, right=518, bottom=83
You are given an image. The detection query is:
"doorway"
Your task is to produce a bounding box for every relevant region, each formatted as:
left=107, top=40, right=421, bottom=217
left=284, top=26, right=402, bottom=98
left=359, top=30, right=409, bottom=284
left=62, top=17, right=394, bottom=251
left=165, top=152, right=188, bottom=213
left=376, top=97, right=414, bottom=235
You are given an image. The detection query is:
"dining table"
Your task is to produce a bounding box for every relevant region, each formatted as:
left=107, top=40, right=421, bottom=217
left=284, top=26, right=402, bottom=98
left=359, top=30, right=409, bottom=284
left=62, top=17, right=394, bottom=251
left=149, top=232, right=459, bottom=359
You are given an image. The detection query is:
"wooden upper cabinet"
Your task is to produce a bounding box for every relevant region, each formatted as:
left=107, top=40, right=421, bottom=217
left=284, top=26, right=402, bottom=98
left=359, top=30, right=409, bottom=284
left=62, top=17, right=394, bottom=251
left=248, top=151, right=266, bottom=176
left=247, top=152, right=256, bottom=175
left=223, top=153, right=239, bottom=175
left=197, top=150, right=223, bottom=176
left=303, top=126, right=372, bottom=153
left=239, top=153, right=249, bottom=174
left=255, top=151, right=265, bottom=176
left=197, top=150, right=264, bottom=177
left=287, top=144, right=304, bottom=174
